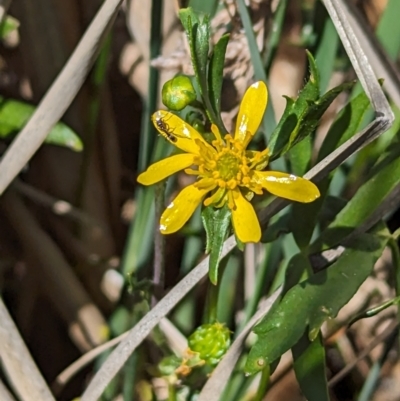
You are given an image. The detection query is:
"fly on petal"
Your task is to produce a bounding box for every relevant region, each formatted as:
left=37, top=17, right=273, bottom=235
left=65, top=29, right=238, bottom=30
left=152, top=111, right=209, bottom=155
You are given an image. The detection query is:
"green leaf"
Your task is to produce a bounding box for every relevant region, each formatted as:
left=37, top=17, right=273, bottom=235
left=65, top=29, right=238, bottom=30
left=179, top=9, right=209, bottom=96
left=0, top=15, right=19, bottom=39
left=208, top=34, right=229, bottom=132
left=188, top=0, right=219, bottom=16
left=244, top=224, right=389, bottom=374
left=268, top=52, right=355, bottom=160
left=0, top=96, right=83, bottom=151
left=261, top=213, right=290, bottom=243
left=288, top=135, right=312, bottom=176
left=201, top=205, right=232, bottom=284
left=318, top=90, right=371, bottom=162
left=312, top=144, right=400, bottom=251
left=290, top=89, right=371, bottom=251
left=292, top=331, right=329, bottom=401
left=290, top=180, right=328, bottom=251
left=236, top=0, right=276, bottom=136
left=268, top=51, right=320, bottom=159
left=314, top=14, right=340, bottom=94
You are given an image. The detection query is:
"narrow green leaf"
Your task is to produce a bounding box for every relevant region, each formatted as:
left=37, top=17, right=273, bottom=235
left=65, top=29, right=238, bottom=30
left=291, top=179, right=329, bottom=251
left=269, top=52, right=355, bottom=160
left=292, top=332, right=329, bottom=401
left=179, top=8, right=200, bottom=34
left=318, top=90, right=371, bottom=162
left=268, top=51, right=320, bottom=159
left=313, top=144, right=400, bottom=250
left=0, top=97, right=83, bottom=151
left=376, top=0, right=400, bottom=59
left=188, top=0, right=219, bottom=16
left=348, top=295, right=400, bottom=327
left=236, top=0, right=276, bottom=136
left=245, top=225, right=389, bottom=374
left=201, top=205, right=231, bottom=284
left=208, top=33, right=229, bottom=131
left=195, top=14, right=210, bottom=84
left=290, top=89, right=371, bottom=251
left=288, top=135, right=312, bottom=176
left=261, top=213, right=290, bottom=243
left=314, top=15, right=339, bottom=93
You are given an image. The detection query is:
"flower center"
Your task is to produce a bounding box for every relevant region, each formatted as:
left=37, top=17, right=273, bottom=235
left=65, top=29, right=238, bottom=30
left=216, top=152, right=241, bottom=181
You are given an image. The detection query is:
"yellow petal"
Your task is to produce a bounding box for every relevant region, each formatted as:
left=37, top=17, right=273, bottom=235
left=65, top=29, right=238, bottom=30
left=252, top=171, right=320, bottom=202
left=231, top=189, right=261, bottom=243
left=160, top=185, right=209, bottom=234
left=137, top=154, right=197, bottom=185
left=152, top=110, right=208, bottom=155
left=235, top=81, right=268, bottom=147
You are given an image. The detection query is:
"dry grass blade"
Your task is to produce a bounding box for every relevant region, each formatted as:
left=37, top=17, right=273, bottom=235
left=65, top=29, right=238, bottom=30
left=328, top=320, right=399, bottom=387
left=322, top=0, right=393, bottom=117
left=0, top=0, right=123, bottom=196
left=52, top=331, right=129, bottom=395
left=1, top=190, right=107, bottom=348
left=80, top=236, right=236, bottom=401
left=0, top=298, right=55, bottom=401
left=53, top=318, right=187, bottom=394
left=335, top=0, right=400, bottom=109
left=0, top=379, right=17, bottom=401
left=197, top=288, right=282, bottom=401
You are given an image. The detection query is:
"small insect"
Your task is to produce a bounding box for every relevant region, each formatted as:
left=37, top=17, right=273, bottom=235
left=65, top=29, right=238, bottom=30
left=155, top=117, right=178, bottom=142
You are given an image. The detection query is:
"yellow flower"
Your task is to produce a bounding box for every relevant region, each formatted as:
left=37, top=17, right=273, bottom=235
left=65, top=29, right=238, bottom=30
left=138, top=81, right=320, bottom=243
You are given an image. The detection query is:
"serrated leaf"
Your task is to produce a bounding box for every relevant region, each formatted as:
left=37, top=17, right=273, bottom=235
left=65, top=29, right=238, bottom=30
left=0, top=15, right=19, bottom=39
left=195, top=15, right=210, bottom=82
left=268, top=53, right=354, bottom=160
left=208, top=34, right=229, bottom=132
left=0, top=97, right=83, bottom=151
left=201, top=205, right=231, bottom=284
left=268, top=51, right=320, bottom=158
left=179, top=8, right=200, bottom=33
left=292, top=332, right=329, bottom=401
left=179, top=9, right=209, bottom=96
left=244, top=225, right=389, bottom=375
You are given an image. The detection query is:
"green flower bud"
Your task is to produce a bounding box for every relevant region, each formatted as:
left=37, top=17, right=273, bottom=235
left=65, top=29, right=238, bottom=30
left=162, top=76, right=197, bottom=111
left=188, top=322, right=231, bottom=366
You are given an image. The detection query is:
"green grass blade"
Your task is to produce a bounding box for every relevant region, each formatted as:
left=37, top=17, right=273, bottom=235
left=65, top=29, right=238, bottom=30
left=236, top=0, right=276, bottom=136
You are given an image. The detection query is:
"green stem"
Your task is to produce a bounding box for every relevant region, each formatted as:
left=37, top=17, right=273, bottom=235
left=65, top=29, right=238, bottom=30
left=168, top=381, right=177, bottom=401
left=205, top=280, right=219, bottom=323
left=253, top=365, right=271, bottom=401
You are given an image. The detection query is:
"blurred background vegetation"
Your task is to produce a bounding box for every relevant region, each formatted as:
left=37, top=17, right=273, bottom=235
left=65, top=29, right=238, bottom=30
left=1, top=0, right=400, bottom=400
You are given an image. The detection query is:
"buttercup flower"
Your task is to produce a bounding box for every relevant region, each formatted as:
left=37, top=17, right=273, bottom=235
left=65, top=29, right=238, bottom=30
left=138, top=81, right=320, bottom=243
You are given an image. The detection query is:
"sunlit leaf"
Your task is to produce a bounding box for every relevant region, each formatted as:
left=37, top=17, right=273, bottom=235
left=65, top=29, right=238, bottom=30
left=245, top=224, right=389, bottom=374
left=0, top=96, right=83, bottom=151
left=202, top=205, right=231, bottom=284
